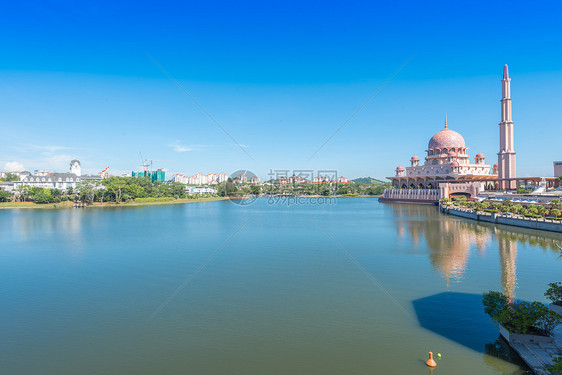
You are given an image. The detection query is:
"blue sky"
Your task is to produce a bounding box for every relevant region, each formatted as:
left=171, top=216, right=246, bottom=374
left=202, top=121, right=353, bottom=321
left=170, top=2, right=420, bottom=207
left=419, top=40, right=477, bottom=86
left=1, top=0, right=561, bottom=180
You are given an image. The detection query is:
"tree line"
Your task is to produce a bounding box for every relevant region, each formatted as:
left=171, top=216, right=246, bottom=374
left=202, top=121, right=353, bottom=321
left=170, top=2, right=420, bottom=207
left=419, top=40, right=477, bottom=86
left=0, top=176, right=191, bottom=204
left=216, top=180, right=391, bottom=197
left=0, top=176, right=392, bottom=204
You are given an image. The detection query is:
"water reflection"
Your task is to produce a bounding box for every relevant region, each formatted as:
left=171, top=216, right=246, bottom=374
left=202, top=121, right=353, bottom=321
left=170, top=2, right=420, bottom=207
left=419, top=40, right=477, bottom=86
left=388, top=204, right=561, bottom=299
left=484, top=339, right=529, bottom=374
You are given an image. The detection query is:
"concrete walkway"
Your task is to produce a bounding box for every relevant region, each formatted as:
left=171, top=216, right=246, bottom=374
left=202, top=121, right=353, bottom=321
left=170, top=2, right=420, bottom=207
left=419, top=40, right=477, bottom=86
left=510, top=325, right=562, bottom=375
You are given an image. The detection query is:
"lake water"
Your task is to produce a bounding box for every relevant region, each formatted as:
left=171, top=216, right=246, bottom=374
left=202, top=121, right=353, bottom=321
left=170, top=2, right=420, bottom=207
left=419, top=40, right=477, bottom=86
left=1, top=198, right=561, bottom=374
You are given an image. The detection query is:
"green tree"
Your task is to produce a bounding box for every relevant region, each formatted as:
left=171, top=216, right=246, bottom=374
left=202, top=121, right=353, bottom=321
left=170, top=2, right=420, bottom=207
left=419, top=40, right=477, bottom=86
left=483, top=291, right=562, bottom=335
left=31, top=188, right=54, bottom=204
left=545, top=282, right=562, bottom=305
left=102, top=177, right=126, bottom=203
left=0, top=173, right=20, bottom=182
left=0, top=190, right=12, bottom=202
left=15, top=185, right=30, bottom=202
left=51, top=189, right=63, bottom=199
left=537, top=205, right=548, bottom=217
left=250, top=185, right=261, bottom=196
left=76, top=181, right=97, bottom=203
left=512, top=204, right=523, bottom=215
left=546, top=356, right=562, bottom=375
left=217, top=181, right=238, bottom=197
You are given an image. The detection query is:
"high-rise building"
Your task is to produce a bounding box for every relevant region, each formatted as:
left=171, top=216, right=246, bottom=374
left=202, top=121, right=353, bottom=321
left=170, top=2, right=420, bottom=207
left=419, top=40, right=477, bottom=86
left=554, top=161, right=562, bottom=178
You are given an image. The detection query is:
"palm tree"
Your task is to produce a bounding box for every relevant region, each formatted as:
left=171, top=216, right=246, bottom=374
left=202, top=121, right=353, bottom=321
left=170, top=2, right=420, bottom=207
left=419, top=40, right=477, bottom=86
left=512, top=204, right=523, bottom=215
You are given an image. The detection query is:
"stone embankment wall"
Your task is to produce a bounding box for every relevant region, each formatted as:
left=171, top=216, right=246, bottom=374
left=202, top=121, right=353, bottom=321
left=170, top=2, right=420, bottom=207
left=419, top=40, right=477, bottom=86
left=379, top=189, right=440, bottom=204
left=441, top=205, right=562, bottom=233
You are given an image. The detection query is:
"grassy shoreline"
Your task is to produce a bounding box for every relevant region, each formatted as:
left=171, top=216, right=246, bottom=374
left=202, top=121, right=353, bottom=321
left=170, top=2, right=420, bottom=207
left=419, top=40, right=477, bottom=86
left=0, top=197, right=228, bottom=210
left=0, top=195, right=381, bottom=210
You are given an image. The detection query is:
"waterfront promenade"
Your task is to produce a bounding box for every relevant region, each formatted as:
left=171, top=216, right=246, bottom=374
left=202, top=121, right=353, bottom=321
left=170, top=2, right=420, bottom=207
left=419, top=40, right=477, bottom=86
left=502, top=323, right=562, bottom=375
left=441, top=205, right=562, bottom=233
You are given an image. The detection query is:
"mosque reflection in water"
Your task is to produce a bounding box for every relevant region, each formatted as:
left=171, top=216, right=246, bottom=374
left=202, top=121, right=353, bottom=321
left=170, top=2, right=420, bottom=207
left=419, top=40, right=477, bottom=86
left=389, top=204, right=561, bottom=300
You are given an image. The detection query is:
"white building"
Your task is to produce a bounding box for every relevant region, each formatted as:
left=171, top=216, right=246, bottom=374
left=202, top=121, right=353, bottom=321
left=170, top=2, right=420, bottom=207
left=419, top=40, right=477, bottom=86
left=70, top=160, right=81, bottom=176
left=2, top=160, right=99, bottom=192
left=337, top=176, right=349, bottom=183
left=5, top=173, right=82, bottom=191
left=173, top=172, right=229, bottom=185
left=188, top=186, right=217, bottom=195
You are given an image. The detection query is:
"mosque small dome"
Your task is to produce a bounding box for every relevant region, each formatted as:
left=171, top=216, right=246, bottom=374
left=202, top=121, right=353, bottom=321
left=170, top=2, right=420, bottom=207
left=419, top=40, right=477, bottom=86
left=396, top=165, right=404, bottom=171
left=428, top=127, right=466, bottom=150
left=410, top=155, right=419, bottom=161
left=493, top=163, right=499, bottom=168
left=450, top=161, right=459, bottom=166
left=475, top=152, right=484, bottom=158
left=448, top=150, right=457, bottom=157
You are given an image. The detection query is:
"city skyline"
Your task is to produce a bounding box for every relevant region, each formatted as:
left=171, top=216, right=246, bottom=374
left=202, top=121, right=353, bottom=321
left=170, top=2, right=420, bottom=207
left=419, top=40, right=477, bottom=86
left=1, top=1, right=562, bottom=179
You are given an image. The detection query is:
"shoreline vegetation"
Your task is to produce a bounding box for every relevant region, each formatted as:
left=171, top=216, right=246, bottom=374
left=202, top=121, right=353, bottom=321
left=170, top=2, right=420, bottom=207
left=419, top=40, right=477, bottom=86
left=0, top=196, right=229, bottom=209
left=440, top=197, right=562, bottom=234
left=441, top=196, right=562, bottom=221
left=0, top=175, right=390, bottom=210
left=0, top=194, right=382, bottom=210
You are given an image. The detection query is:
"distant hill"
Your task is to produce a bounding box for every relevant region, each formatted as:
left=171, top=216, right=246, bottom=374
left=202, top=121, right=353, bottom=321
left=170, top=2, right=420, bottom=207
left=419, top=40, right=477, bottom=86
left=352, top=177, right=386, bottom=185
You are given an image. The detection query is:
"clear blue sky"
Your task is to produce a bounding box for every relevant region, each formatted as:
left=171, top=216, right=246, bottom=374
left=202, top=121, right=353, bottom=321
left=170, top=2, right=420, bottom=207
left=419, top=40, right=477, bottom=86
left=1, top=0, right=561, bottom=180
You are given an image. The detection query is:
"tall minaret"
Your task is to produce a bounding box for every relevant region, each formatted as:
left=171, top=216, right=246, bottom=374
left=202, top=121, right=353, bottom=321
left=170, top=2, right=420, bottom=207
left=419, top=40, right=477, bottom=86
left=498, top=64, right=516, bottom=189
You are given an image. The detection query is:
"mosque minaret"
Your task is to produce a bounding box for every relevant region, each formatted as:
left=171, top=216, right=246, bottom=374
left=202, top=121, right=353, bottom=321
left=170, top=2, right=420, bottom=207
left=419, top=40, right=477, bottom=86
left=498, top=64, right=516, bottom=189
left=381, top=64, right=562, bottom=203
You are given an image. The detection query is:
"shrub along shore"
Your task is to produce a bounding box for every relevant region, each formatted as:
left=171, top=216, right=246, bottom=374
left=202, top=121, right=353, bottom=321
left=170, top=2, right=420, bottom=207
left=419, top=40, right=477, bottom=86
left=0, top=196, right=228, bottom=209
left=441, top=196, right=562, bottom=220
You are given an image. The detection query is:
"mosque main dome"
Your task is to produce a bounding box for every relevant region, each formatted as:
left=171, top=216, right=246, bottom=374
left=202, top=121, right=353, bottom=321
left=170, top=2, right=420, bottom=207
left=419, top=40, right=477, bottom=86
left=428, top=127, right=466, bottom=150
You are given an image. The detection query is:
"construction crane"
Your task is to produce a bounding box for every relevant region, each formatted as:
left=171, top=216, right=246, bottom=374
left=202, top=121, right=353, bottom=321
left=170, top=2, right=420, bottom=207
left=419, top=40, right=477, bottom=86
left=138, top=152, right=168, bottom=177
left=139, top=152, right=150, bottom=173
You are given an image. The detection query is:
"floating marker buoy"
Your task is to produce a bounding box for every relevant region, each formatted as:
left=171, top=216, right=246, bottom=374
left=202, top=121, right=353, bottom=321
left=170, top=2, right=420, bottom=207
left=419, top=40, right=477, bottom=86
left=437, top=353, right=442, bottom=359
left=425, top=352, right=437, bottom=367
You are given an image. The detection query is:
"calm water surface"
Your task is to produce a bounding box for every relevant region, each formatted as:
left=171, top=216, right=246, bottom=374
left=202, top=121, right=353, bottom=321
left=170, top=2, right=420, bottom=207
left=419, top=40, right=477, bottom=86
left=1, top=198, right=561, bottom=374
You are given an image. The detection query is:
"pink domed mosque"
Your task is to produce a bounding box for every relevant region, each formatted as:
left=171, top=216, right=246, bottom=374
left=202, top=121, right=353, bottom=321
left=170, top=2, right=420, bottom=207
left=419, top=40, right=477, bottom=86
left=380, top=65, right=560, bottom=203
left=390, top=114, right=495, bottom=190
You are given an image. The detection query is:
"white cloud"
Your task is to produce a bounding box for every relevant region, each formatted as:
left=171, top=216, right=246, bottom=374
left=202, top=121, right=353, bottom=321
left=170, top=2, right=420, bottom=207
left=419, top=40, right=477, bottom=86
left=171, top=144, right=193, bottom=152
left=169, top=142, right=216, bottom=152
left=4, top=161, right=24, bottom=172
